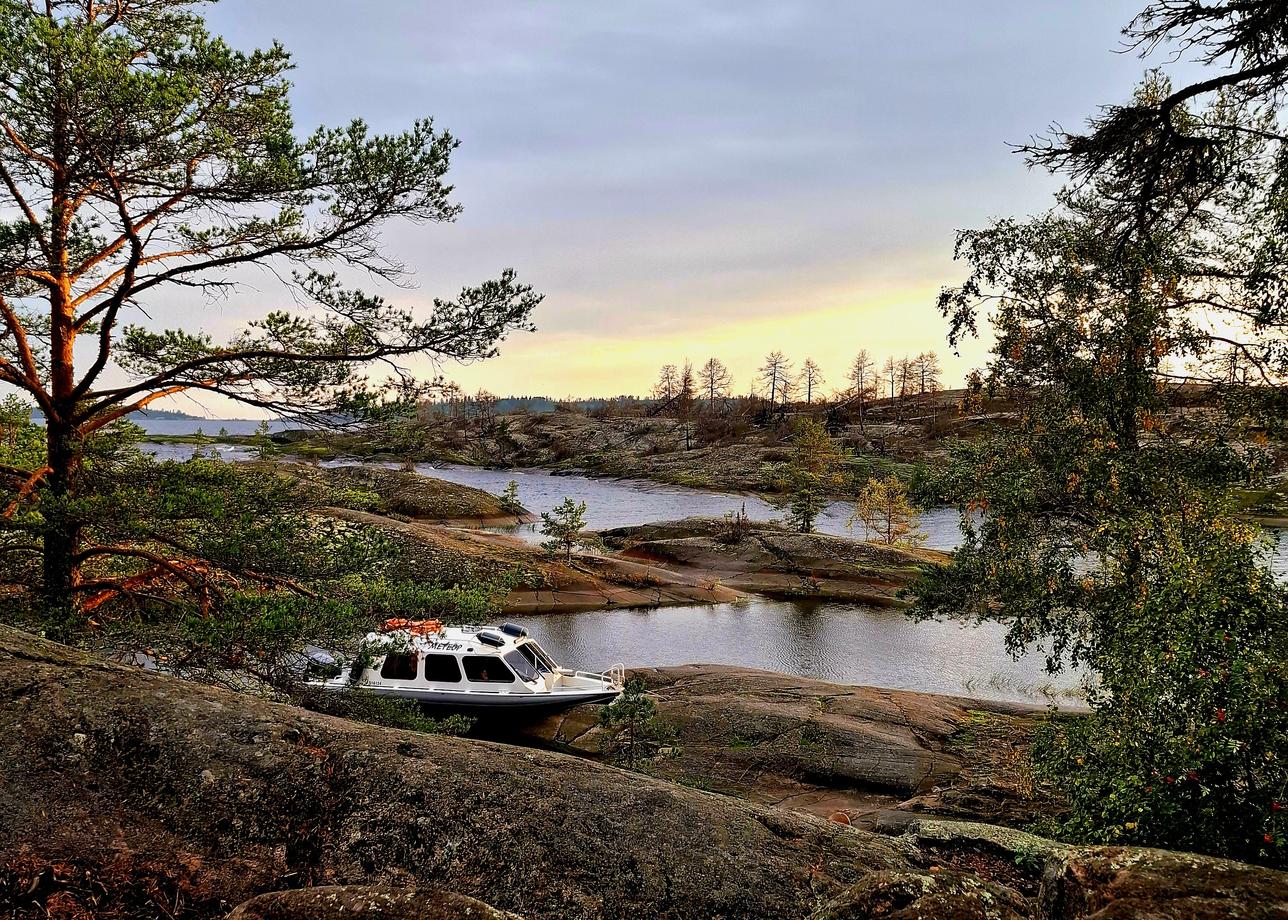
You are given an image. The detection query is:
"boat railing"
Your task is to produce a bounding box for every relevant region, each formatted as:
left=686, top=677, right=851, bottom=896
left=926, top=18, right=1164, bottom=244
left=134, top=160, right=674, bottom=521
left=556, top=663, right=626, bottom=689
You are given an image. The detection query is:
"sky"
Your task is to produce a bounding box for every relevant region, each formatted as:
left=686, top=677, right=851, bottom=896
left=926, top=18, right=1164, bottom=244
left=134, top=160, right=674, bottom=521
left=185, top=1, right=1159, bottom=404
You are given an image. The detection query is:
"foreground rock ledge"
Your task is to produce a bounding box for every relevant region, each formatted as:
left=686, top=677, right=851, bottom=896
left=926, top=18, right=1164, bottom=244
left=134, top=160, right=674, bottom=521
left=1, top=626, right=1284, bottom=920
left=0, top=626, right=908, bottom=920
left=511, top=664, right=1052, bottom=825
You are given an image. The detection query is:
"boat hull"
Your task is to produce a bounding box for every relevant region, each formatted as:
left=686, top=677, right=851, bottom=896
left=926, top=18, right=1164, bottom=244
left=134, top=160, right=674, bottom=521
left=347, top=684, right=622, bottom=718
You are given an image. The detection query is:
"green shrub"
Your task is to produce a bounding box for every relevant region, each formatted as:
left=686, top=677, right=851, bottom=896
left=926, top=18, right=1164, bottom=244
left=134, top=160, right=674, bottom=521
left=598, top=677, right=671, bottom=769
left=298, top=686, right=473, bottom=736
left=1028, top=522, right=1286, bottom=868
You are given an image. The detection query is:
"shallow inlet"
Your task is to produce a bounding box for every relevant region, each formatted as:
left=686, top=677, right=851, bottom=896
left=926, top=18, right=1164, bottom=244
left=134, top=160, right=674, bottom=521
left=410, top=462, right=965, bottom=549
left=507, top=598, right=1086, bottom=706
left=415, top=462, right=1288, bottom=580
left=139, top=443, right=1288, bottom=702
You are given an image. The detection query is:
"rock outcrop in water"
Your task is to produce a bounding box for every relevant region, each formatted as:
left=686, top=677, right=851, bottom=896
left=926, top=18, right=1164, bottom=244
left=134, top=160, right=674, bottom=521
left=328, top=508, right=744, bottom=613
left=599, top=518, right=947, bottom=606
left=3, top=626, right=1285, bottom=920
left=261, top=461, right=534, bottom=525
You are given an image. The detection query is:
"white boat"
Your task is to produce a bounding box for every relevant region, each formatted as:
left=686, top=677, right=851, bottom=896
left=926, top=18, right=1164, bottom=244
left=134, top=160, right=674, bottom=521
left=308, top=620, right=624, bottom=716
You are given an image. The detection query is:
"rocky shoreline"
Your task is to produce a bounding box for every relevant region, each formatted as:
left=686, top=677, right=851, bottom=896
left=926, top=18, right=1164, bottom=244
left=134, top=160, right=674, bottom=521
left=3, top=625, right=1284, bottom=919
left=600, top=518, right=944, bottom=606
left=262, top=461, right=537, bottom=527
left=250, top=453, right=942, bottom=615
left=327, top=508, right=744, bottom=613
left=286, top=462, right=944, bottom=614
left=503, top=664, right=1058, bottom=828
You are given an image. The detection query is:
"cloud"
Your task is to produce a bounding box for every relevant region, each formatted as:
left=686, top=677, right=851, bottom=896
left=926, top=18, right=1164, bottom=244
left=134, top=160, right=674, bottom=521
left=143, top=0, right=1151, bottom=404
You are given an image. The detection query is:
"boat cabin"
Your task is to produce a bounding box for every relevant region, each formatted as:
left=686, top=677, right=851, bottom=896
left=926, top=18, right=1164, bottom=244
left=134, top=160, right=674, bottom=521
left=312, top=621, right=624, bottom=715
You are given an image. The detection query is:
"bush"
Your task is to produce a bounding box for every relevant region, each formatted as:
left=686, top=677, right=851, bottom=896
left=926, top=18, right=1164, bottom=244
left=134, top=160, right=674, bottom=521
left=695, top=413, right=748, bottom=446
left=598, top=677, right=672, bottom=769
left=298, top=686, right=473, bottom=736
left=1028, top=522, right=1287, bottom=868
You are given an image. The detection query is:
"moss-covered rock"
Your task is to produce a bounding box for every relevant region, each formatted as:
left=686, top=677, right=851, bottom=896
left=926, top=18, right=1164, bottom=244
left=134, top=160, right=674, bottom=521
left=226, top=885, right=523, bottom=920
left=257, top=462, right=531, bottom=524
left=599, top=517, right=947, bottom=606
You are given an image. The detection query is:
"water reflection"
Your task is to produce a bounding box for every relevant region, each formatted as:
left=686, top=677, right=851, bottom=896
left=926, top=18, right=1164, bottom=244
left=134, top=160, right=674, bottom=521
left=510, top=598, right=1087, bottom=707
left=132, top=443, right=1286, bottom=700
left=138, top=447, right=1288, bottom=576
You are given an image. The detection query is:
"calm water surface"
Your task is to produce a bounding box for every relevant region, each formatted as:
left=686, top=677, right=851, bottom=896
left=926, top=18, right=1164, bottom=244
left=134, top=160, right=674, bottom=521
left=412, top=462, right=966, bottom=549
left=137, top=440, right=1288, bottom=702
left=143, top=441, right=255, bottom=462
left=507, top=599, right=1085, bottom=706
left=408, top=463, right=1288, bottom=577
left=141, top=446, right=1288, bottom=578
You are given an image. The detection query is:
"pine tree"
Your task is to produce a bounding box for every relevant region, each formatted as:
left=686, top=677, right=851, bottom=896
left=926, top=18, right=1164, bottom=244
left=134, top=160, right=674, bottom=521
left=757, top=351, right=794, bottom=411
left=849, top=350, right=874, bottom=432
left=0, top=0, right=540, bottom=617
left=653, top=364, right=680, bottom=402
left=773, top=419, right=847, bottom=533
left=698, top=357, right=733, bottom=408
left=800, top=359, right=825, bottom=406
left=540, top=498, right=592, bottom=561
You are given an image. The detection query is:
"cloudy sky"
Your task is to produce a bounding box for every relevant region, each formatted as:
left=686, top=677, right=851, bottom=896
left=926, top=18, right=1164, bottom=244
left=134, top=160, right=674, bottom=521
left=198, top=0, right=1158, bottom=399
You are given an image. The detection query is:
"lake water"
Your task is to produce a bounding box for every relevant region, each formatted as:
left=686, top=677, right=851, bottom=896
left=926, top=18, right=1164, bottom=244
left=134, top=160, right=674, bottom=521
left=389, top=462, right=966, bottom=550
left=506, top=599, right=1084, bottom=706
left=392, top=462, right=1288, bottom=578
left=143, top=441, right=256, bottom=462
left=138, top=439, right=1287, bottom=703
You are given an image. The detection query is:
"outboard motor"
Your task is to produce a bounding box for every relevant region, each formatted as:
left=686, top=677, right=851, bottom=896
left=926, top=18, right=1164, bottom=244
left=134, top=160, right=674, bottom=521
left=303, top=645, right=342, bottom=679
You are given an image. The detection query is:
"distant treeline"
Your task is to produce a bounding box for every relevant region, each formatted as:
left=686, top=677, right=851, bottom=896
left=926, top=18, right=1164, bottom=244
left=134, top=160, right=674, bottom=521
left=29, top=406, right=220, bottom=423
left=421, top=394, right=651, bottom=416
left=425, top=350, right=953, bottom=421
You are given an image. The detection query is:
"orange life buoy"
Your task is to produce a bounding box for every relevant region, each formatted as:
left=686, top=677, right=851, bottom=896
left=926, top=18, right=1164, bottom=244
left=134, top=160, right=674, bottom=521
left=381, top=618, right=444, bottom=636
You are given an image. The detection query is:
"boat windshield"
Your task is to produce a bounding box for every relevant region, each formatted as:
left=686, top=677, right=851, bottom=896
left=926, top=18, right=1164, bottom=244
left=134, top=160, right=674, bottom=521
left=503, top=650, right=540, bottom=682
left=517, top=642, right=556, bottom=674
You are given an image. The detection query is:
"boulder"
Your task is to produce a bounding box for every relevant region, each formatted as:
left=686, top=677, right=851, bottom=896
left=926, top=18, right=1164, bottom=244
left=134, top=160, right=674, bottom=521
left=813, top=869, right=1035, bottom=919
left=262, top=461, right=532, bottom=525
left=1041, top=847, right=1288, bottom=919
left=599, top=518, right=948, bottom=606
left=889, top=819, right=1288, bottom=920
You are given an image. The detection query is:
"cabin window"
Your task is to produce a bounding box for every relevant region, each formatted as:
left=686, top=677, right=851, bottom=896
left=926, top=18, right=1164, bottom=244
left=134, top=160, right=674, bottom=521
left=423, top=654, right=462, bottom=683
left=516, top=643, right=553, bottom=675
left=379, top=652, right=418, bottom=681
left=463, top=656, right=515, bottom=684
left=504, top=650, right=540, bottom=682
